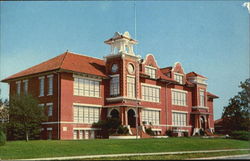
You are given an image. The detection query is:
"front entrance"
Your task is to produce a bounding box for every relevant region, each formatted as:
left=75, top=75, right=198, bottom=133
left=200, top=116, right=206, bottom=130
left=128, top=109, right=136, bottom=128
left=110, top=109, right=119, bottom=119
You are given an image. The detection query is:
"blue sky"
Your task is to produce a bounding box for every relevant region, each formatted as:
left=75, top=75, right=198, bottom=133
left=0, top=1, right=249, bottom=120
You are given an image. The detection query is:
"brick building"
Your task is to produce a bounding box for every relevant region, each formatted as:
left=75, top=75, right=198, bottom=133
left=2, top=31, right=218, bottom=140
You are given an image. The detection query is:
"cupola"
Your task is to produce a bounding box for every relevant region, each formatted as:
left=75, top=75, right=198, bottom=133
left=104, top=31, right=137, bottom=55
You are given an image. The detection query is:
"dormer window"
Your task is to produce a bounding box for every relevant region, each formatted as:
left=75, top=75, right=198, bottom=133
left=145, top=66, right=156, bottom=79
left=174, top=73, right=184, bottom=84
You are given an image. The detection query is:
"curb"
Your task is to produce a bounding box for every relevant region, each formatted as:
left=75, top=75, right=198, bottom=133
left=18, top=149, right=250, bottom=160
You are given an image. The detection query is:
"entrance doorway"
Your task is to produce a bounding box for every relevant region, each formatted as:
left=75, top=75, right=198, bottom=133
left=127, top=109, right=136, bottom=128
left=110, top=109, right=119, bottom=119
left=200, top=116, right=206, bottom=130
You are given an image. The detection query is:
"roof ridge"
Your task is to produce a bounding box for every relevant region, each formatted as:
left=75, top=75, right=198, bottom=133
left=67, top=51, right=104, bottom=61
left=160, top=66, right=172, bottom=69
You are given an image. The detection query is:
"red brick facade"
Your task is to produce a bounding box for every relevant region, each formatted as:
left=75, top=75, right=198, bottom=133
left=2, top=32, right=218, bottom=140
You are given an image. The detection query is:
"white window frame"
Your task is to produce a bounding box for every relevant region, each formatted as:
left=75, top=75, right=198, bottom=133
left=145, top=65, right=156, bottom=79
left=110, top=74, right=120, bottom=96
left=142, top=109, right=160, bottom=125
left=171, top=89, right=187, bottom=106
left=172, top=112, right=187, bottom=126
left=73, top=105, right=100, bottom=124
left=200, top=89, right=205, bottom=107
left=127, top=76, right=135, bottom=98
left=47, top=75, right=53, bottom=96
left=141, top=83, right=161, bottom=103
left=46, top=103, right=53, bottom=116
left=39, top=76, right=45, bottom=97
left=174, top=72, right=184, bottom=84
left=16, top=81, right=21, bottom=95
left=23, top=80, right=28, bottom=94
left=73, top=75, right=100, bottom=98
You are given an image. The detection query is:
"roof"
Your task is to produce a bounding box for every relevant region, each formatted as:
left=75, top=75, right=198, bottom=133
left=207, top=92, right=219, bottom=99
left=2, top=52, right=107, bottom=82
left=186, top=72, right=207, bottom=79
left=160, top=66, right=172, bottom=74
left=214, top=119, right=223, bottom=124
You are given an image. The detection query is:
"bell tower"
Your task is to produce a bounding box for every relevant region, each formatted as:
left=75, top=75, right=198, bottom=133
left=104, top=31, right=141, bottom=101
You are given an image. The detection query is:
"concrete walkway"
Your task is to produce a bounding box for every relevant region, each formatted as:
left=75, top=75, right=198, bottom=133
left=20, top=149, right=250, bottom=160
left=191, top=154, right=250, bottom=160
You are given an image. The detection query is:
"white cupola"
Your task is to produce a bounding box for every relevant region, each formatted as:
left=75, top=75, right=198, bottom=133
left=104, top=31, right=137, bottom=55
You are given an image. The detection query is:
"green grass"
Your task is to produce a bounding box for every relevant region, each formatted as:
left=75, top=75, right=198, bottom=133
left=83, top=150, right=250, bottom=160
left=0, top=138, right=249, bottom=159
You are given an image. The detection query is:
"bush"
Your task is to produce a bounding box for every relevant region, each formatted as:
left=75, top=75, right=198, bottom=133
left=230, top=131, right=250, bottom=141
left=117, top=126, right=129, bottom=135
left=0, top=130, right=6, bottom=146
left=166, top=130, right=173, bottom=137
left=92, top=118, right=121, bottom=136
left=145, top=127, right=154, bottom=136
left=199, top=129, right=205, bottom=136
left=183, top=131, right=189, bottom=137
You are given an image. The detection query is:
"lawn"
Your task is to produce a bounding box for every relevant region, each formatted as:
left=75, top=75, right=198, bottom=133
left=0, top=138, right=249, bottom=159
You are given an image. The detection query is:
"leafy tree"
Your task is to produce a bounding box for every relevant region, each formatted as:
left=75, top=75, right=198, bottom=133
left=8, top=94, right=46, bottom=141
left=0, top=98, right=9, bottom=133
left=222, top=78, right=250, bottom=133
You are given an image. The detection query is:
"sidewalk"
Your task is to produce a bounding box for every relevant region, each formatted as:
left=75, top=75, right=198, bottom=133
left=21, top=149, right=250, bottom=160
left=191, top=154, right=250, bottom=160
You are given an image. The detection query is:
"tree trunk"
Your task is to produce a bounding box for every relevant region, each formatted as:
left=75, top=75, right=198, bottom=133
left=25, top=131, right=29, bottom=142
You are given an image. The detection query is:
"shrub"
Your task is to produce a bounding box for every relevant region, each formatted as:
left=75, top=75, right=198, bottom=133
left=0, top=130, right=6, bottom=146
left=230, top=131, right=250, bottom=141
left=145, top=127, right=154, bottom=136
left=183, top=131, right=189, bottom=137
left=166, top=129, right=173, bottom=137
left=199, top=129, right=205, bottom=136
left=92, top=118, right=121, bottom=136
left=117, top=126, right=129, bottom=135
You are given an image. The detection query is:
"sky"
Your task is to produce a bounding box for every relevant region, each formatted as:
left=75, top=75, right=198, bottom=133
left=0, top=1, right=249, bottom=120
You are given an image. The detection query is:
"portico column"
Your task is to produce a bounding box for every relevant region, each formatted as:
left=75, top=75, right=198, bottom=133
left=125, top=107, right=128, bottom=125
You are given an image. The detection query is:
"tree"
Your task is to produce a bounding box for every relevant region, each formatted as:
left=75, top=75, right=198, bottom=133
left=0, top=98, right=9, bottom=133
left=8, top=94, right=46, bottom=141
left=222, top=78, right=250, bottom=133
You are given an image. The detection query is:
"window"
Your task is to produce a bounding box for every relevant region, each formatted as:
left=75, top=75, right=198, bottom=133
left=171, top=89, right=187, bottom=106
left=74, top=76, right=100, bottom=97
left=47, top=75, right=53, bottom=95
left=47, top=103, right=53, bottom=116
left=73, top=105, right=100, bottom=124
left=200, top=89, right=205, bottom=106
left=174, top=73, right=184, bottom=84
left=172, top=112, right=187, bottom=126
left=39, top=76, right=45, bottom=96
left=16, top=81, right=21, bottom=95
left=142, top=84, right=160, bottom=102
left=127, top=76, right=135, bottom=98
left=23, top=80, right=28, bottom=94
left=110, top=75, right=119, bottom=96
left=142, top=109, right=160, bottom=125
left=73, top=130, right=78, bottom=140
left=145, top=66, right=156, bottom=79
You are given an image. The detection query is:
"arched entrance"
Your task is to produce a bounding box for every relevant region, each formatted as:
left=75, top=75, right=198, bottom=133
left=127, top=109, right=136, bottom=128
left=110, top=109, right=119, bottom=119
left=200, top=116, right=206, bottom=130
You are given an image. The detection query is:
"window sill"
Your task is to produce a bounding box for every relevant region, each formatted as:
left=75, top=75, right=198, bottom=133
left=141, top=100, right=160, bottom=103
left=73, top=94, right=101, bottom=98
